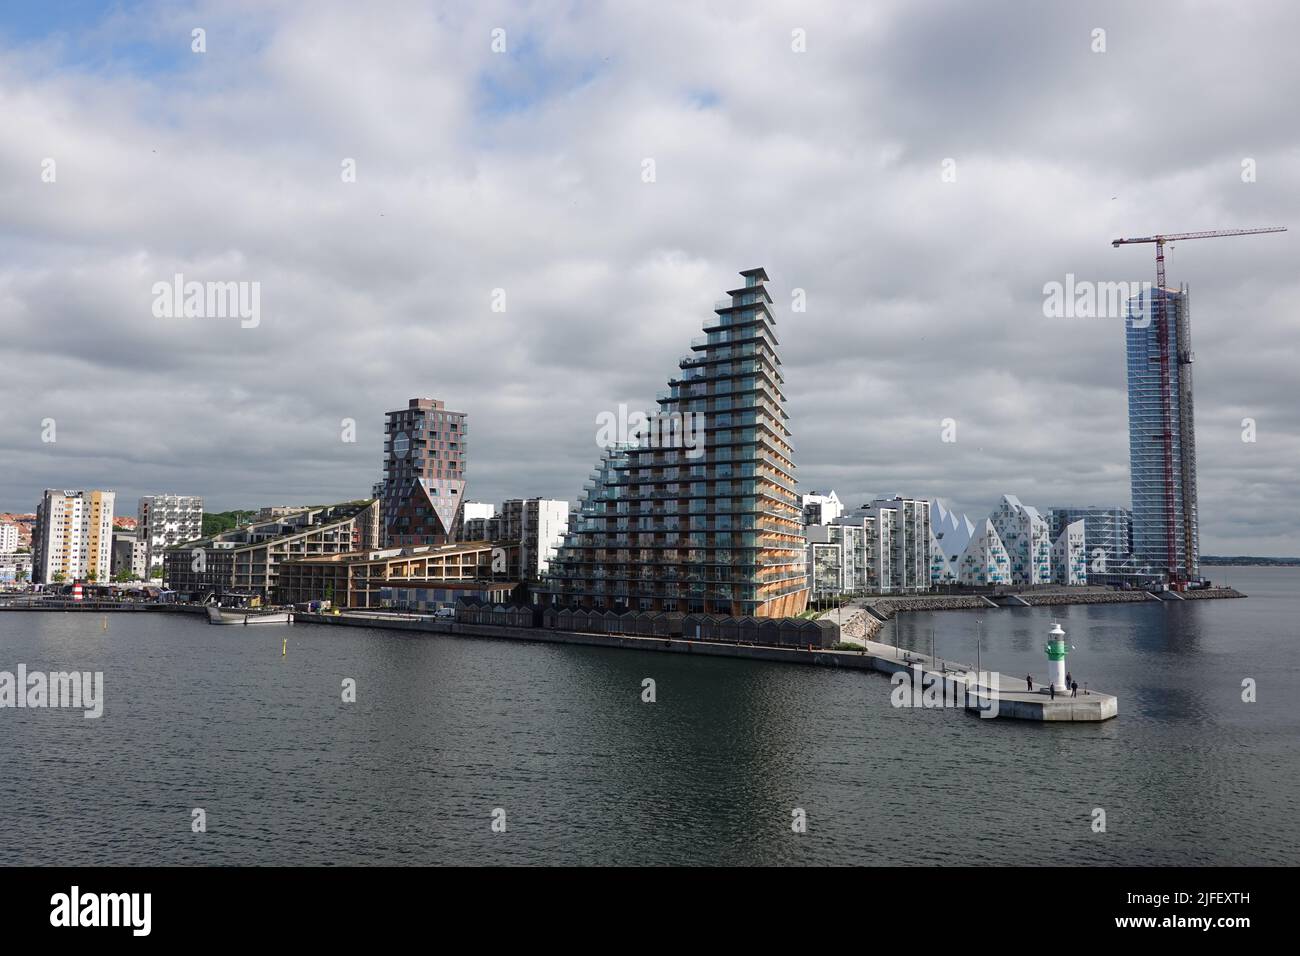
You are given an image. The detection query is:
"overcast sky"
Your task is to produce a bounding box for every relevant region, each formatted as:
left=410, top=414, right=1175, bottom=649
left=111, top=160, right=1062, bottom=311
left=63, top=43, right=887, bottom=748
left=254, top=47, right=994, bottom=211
left=1, top=0, right=1296, bottom=554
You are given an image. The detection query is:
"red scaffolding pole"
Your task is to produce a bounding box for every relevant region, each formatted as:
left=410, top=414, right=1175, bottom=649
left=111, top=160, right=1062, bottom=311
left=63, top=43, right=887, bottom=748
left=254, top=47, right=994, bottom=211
left=1111, top=226, right=1286, bottom=588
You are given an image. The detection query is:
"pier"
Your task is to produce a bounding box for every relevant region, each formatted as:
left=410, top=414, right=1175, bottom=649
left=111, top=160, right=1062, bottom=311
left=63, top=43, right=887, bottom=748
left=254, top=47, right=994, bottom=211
left=292, top=611, right=1118, bottom=722
left=851, top=637, right=1117, bottom=721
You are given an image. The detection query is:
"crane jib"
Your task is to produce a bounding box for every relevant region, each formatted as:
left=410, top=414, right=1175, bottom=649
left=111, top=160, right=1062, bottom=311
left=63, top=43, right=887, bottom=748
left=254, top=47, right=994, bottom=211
left=1112, top=226, right=1286, bottom=246
left=1111, top=224, right=1286, bottom=588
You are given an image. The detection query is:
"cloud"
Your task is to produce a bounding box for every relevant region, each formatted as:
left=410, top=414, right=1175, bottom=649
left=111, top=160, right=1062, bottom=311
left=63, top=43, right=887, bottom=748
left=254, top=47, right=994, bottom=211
left=0, top=0, right=1296, bottom=554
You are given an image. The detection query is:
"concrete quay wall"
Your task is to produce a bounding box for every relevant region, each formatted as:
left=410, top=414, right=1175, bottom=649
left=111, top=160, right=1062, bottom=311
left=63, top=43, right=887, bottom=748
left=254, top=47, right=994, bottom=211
left=294, top=613, right=1116, bottom=721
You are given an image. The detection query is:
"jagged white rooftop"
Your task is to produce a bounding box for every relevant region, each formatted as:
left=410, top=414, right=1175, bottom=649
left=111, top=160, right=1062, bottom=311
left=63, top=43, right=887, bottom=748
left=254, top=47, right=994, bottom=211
left=930, top=499, right=976, bottom=559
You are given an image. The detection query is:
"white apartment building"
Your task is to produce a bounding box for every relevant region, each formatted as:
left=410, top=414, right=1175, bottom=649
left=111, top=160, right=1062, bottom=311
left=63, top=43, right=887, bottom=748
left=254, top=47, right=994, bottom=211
left=855, top=497, right=931, bottom=593
left=32, top=489, right=115, bottom=583
left=990, top=495, right=1052, bottom=586
left=801, top=490, right=843, bottom=527
left=138, top=494, right=204, bottom=570
left=463, top=498, right=569, bottom=579
left=462, top=501, right=497, bottom=523
left=955, top=518, right=1012, bottom=585
left=804, top=495, right=932, bottom=596
left=826, top=520, right=866, bottom=593
left=502, top=498, right=569, bottom=579
left=930, top=497, right=1087, bottom=588
left=2, top=523, right=30, bottom=585
left=1052, top=519, right=1087, bottom=586
left=0, top=552, right=33, bottom=585
left=805, top=524, right=843, bottom=596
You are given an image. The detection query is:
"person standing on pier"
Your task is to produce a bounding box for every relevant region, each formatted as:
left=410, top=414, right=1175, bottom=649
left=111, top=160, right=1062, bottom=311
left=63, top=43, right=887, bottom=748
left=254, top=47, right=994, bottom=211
left=1066, top=670, right=1073, bottom=689
left=1026, top=674, right=1033, bottom=692
left=1049, top=683, right=1056, bottom=700
left=1071, top=680, right=1079, bottom=698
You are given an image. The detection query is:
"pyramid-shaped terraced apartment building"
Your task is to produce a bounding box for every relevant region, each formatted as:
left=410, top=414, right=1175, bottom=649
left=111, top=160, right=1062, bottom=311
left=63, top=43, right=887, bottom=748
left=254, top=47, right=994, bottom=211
left=540, top=268, right=808, bottom=617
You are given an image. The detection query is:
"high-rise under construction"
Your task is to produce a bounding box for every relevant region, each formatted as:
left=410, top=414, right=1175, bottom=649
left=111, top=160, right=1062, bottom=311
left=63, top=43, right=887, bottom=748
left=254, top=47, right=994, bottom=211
left=1125, top=285, right=1198, bottom=582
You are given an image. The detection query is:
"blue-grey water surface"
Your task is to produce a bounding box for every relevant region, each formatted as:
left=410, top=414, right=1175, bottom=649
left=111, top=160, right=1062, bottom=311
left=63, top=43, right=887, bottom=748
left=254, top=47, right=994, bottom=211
left=1, top=566, right=1296, bottom=865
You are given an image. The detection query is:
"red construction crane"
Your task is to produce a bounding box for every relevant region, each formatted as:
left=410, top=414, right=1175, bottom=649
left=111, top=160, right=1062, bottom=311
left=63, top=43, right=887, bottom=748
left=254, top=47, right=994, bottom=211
left=1112, top=226, right=1286, bottom=588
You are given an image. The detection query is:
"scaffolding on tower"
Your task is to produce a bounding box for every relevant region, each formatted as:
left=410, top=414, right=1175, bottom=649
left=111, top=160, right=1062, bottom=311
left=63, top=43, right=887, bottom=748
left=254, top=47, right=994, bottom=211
left=1112, top=226, right=1286, bottom=588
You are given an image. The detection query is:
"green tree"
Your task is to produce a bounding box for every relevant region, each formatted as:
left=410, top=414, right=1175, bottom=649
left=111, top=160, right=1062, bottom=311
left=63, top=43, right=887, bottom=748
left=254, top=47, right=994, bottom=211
left=112, top=567, right=132, bottom=583
left=86, top=569, right=97, bottom=583
left=201, top=510, right=256, bottom=537
left=52, top=571, right=66, bottom=583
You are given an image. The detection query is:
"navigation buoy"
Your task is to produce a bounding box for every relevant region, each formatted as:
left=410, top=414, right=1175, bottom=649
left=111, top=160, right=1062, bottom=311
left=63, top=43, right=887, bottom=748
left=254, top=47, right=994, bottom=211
left=1044, top=622, right=1068, bottom=692
left=282, top=637, right=287, bottom=657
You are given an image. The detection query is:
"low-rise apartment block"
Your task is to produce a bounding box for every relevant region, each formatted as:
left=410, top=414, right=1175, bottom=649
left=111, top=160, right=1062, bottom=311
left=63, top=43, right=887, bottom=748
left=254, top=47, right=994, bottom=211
left=278, top=541, right=520, bottom=610
left=0, top=550, right=33, bottom=585
left=164, top=499, right=379, bottom=598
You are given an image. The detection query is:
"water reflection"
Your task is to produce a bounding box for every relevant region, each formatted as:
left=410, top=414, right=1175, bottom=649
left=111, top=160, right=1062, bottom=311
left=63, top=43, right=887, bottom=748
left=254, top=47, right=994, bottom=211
left=0, top=567, right=1295, bottom=865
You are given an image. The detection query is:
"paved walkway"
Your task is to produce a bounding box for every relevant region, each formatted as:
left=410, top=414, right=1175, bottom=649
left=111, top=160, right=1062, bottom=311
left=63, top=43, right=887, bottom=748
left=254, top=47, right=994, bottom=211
left=860, top=638, right=1114, bottom=709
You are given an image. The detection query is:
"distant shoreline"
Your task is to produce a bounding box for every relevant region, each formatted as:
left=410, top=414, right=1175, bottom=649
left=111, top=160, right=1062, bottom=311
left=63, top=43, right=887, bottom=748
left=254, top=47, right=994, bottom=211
left=1203, top=560, right=1300, bottom=568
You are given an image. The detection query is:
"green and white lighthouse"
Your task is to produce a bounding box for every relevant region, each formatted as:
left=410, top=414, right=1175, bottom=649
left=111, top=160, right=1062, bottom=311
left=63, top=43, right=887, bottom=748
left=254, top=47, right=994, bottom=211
left=1044, top=622, right=1069, bottom=691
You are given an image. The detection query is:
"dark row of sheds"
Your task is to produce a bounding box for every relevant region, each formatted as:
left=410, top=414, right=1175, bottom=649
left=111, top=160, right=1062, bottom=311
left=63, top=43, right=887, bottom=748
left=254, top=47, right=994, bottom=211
left=454, top=599, right=539, bottom=628
left=454, top=599, right=839, bottom=648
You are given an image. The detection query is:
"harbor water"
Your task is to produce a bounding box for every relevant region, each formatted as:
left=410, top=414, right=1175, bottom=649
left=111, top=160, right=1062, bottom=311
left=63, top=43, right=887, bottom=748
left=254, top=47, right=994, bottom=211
left=1, top=567, right=1296, bottom=865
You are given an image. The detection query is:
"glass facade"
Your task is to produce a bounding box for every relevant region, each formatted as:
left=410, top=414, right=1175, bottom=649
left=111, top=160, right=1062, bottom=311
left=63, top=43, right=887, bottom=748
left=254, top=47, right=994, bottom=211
left=540, top=268, right=808, bottom=617
left=1048, top=507, right=1133, bottom=583
left=1126, top=287, right=1199, bottom=580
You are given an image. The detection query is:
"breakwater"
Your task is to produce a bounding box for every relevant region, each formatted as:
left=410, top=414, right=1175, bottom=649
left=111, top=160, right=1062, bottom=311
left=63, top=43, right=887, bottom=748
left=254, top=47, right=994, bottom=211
left=860, top=586, right=1244, bottom=618
left=816, top=586, right=1246, bottom=643
left=1180, top=587, right=1248, bottom=600
left=294, top=612, right=1116, bottom=721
